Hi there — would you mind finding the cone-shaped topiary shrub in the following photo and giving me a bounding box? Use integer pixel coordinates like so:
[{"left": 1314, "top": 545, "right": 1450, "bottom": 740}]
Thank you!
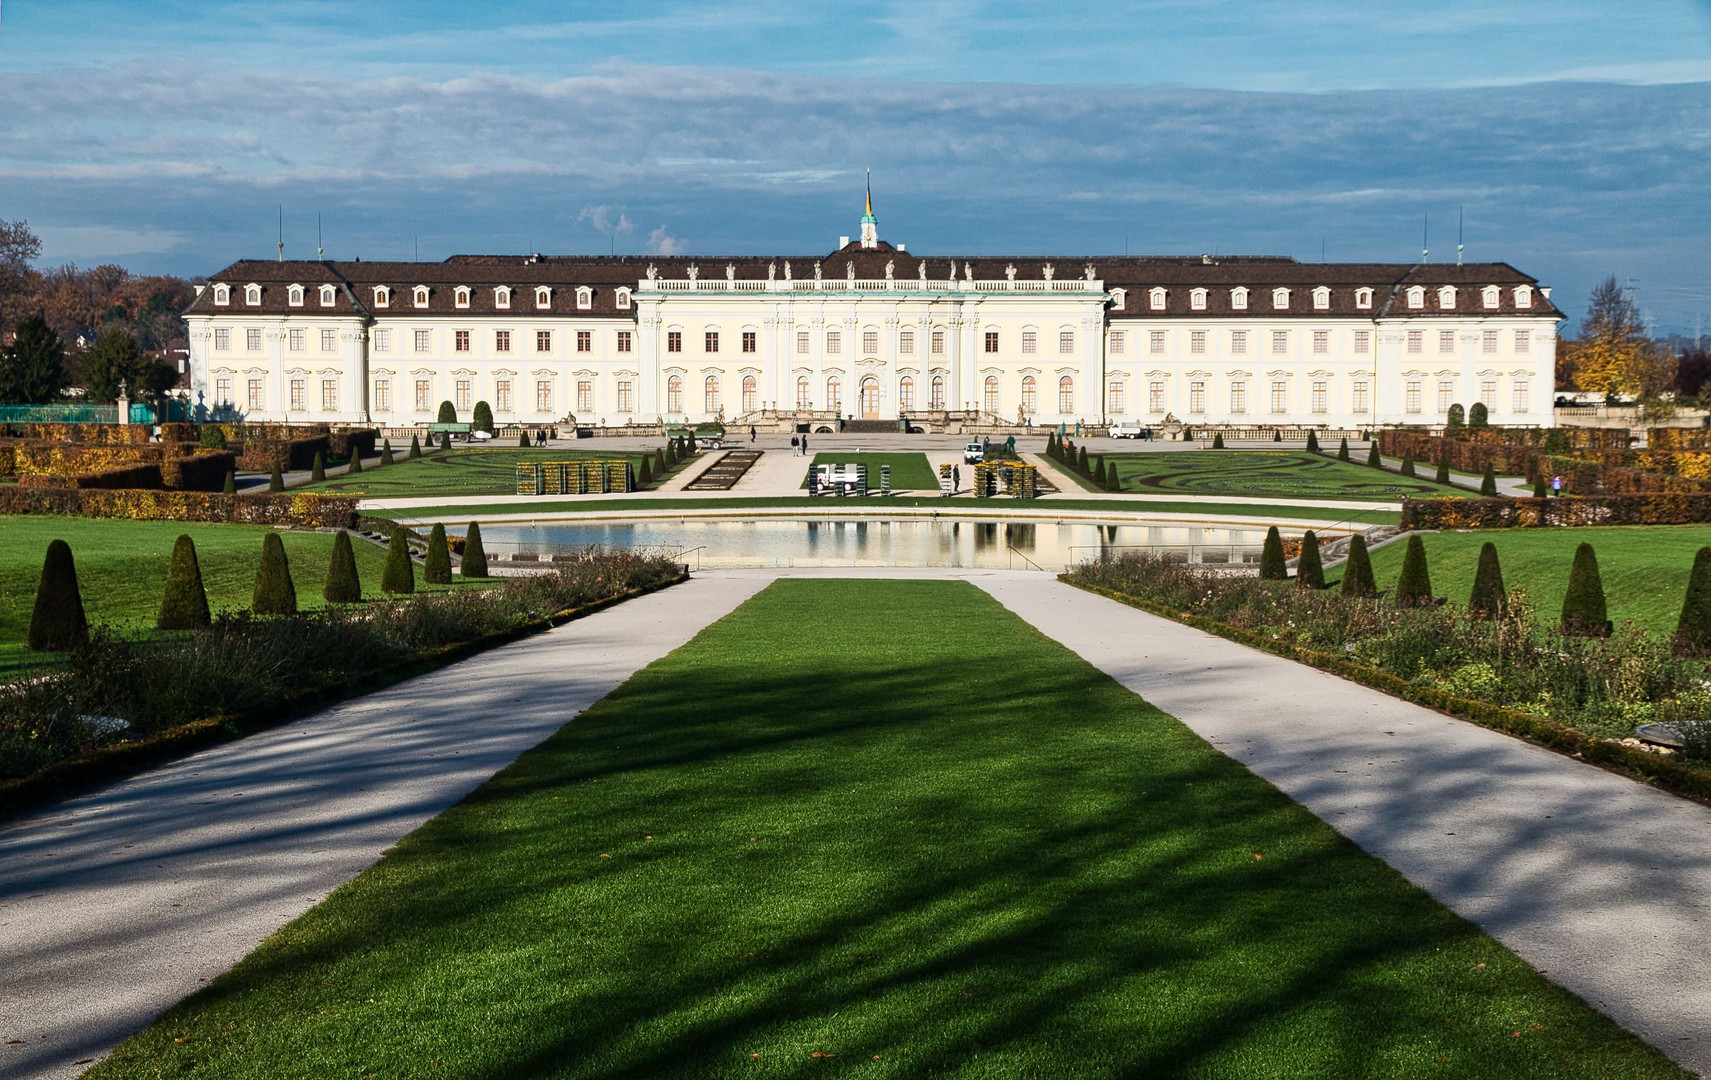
[
  {"left": 1468, "top": 541, "right": 1506, "bottom": 619},
  {"left": 638, "top": 454, "right": 653, "bottom": 487},
  {"left": 440, "top": 431, "right": 451, "bottom": 451},
  {"left": 437, "top": 400, "right": 456, "bottom": 424},
  {"left": 1534, "top": 475, "right": 1549, "bottom": 498},
  {"left": 1273, "top": 428, "right": 1282, "bottom": 442},
  {"left": 1341, "top": 534, "right": 1378, "bottom": 599},
  {"left": 323, "top": 530, "right": 363, "bottom": 603},
  {"left": 663, "top": 440, "right": 677, "bottom": 469},
  {"left": 1259, "top": 526, "right": 1288, "bottom": 580},
  {"left": 1468, "top": 401, "right": 1489, "bottom": 428},
  {"left": 461, "top": 522, "right": 489, "bottom": 578},
  {"left": 655, "top": 449, "right": 669, "bottom": 477},
  {"left": 1077, "top": 445, "right": 1089, "bottom": 474},
  {"left": 1446, "top": 403, "right": 1465, "bottom": 428},
  {"left": 1337, "top": 438, "right": 1350, "bottom": 462},
  {"left": 423, "top": 523, "right": 453, "bottom": 585},
  {"left": 1394, "top": 534, "right": 1434, "bottom": 608},
  {"left": 1106, "top": 459, "right": 1122, "bottom": 491},
  {"left": 1212, "top": 432, "right": 1225, "bottom": 449},
  {"left": 1400, "top": 453, "right": 1416, "bottom": 478},
  {"left": 1366, "top": 443, "right": 1382, "bottom": 468},
  {"left": 268, "top": 460, "right": 284, "bottom": 492},
  {"left": 382, "top": 526, "right": 415, "bottom": 594},
  {"left": 1094, "top": 457, "right": 1108, "bottom": 488},
  {"left": 347, "top": 447, "right": 363, "bottom": 474},
  {"left": 1674, "top": 546, "right": 1711, "bottom": 657},
  {"left": 519, "top": 429, "right": 531, "bottom": 448},
  {"left": 252, "top": 532, "right": 297, "bottom": 615},
  {"left": 409, "top": 434, "right": 422, "bottom": 459},
  {"left": 1181, "top": 426, "right": 1193, "bottom": 442},
  {"left": 1434, "top": 455, "right": 1451, "bottom": 485},
  {"left": 157, "top": 534, "right": 211, "bottom": 630},
  {"left": 1306, "top": 430, "right": 1320, "bottom": 453},
  {"left": 381, "top": 439, "right": 394, "bottom": 466},
  {"left": 28, "top": 539, "right": 89, "bottom": 651},
  {"left": 311, "top": 451, "right": 326, "bottom": 483},
  {"left": 473, "top": 400, "right": 494, "bottom": 433},
  {"left": 222, "top": 469, "right": 236, "bottom": 494},
  {"left": 1480, "top": 462, "right": 1498, "bottom": 496},
  {"left": 1295, "top": 530, "right": 1325, "bottom": 589},
  {"left": 1561, "top": 541, "right": 1610, "bottom": 637}
]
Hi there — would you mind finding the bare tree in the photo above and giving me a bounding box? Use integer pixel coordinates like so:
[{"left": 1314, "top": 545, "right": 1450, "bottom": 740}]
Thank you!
[{"left": 0, "top": 219, "right": 43, "bottom": 332}]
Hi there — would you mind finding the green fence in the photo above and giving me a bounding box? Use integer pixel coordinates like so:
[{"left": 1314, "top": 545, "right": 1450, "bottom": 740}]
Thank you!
[{"left": 0, "top": 402, "right": 185, "bottom": 424}]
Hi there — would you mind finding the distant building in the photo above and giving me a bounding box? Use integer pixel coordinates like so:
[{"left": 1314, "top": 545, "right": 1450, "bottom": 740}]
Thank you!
[{"left": 184, "top": 193, "right": 1561, "bottom": 428}]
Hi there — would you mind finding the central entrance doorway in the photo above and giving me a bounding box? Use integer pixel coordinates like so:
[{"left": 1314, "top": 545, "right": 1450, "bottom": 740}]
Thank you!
[{"left": 860, "top": 376, "right": 881, "bottom": 419}]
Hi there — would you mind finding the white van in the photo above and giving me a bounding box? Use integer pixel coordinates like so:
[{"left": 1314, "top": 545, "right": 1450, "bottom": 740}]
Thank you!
[{"left": 1109, "top": 422, "right": 1146, "bottom": 439}]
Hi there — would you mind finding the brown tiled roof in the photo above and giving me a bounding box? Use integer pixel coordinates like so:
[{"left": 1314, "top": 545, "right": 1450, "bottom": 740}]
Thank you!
[{"left": 188, "top": 254, "right": 1562, "bottom": 321}]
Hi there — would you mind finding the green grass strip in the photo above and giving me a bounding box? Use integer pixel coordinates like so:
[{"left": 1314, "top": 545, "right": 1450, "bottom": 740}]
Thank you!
[
  {"left": 801, "top": 451, "right": 940, "bottom": 490},
  {"left": 89, "top": 580, "right": 1683, "bottom": 1079}
]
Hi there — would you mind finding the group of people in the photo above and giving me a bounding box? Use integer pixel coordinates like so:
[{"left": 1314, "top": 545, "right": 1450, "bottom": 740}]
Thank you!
[{"left": 789, "top": 434, "right": 811, "bottom": 456}]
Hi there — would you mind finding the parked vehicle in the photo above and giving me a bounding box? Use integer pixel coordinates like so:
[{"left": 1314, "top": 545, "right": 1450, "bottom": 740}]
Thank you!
[
  {"left": 963, "top": 442, "right": 984, "bottom": 463},
  {"left": 1109, "top": 422, "right": 1146, "bottom": 439}
]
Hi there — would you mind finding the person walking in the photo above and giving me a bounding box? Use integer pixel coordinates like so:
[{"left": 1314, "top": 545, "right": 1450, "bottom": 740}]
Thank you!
[
  {"left": 952, "top": 464, "right": 961, "bottom": 493},
  {"left": 750, "top": 425, "right": 757, "bottom": 443}
]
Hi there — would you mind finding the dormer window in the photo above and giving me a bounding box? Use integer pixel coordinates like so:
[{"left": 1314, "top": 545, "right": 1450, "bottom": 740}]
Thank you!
[
  {"left": 535, "top": 286, "right": 552, "bottom": 310},
  {"left": 1230, "top": 287, "right": 1249, "bottom": 310},
  {"left": 413, "top": 286, "right": 430, "bottom": 308},
  {"left": 1272, "top": 288, "right": 1290, "bottom": 310},
  {"left": 495, "top": 286, "right": 512, "bottom": 309},
  {"left": 1438, "top": 286, "right": 1456, "bottom": 310},
  {"left": 616, "top": 287, "right": 631, "bottom": 311},
  {"left": 288, "top": 284, "right": 304, "bottom": 307},
  {"left": 575, "top": 286, "right": 592, "bottom": 310},
  {"left": 1312, "top": 286, "right": 1330, "bottom": 310},
  {"left": 1190, "top": 288, "right": 1207, "bottom": 310},
  {"left": 319, "top": 285, "right": 337, "bottom": 307},
  {"left": 212, "top": 284, "right": 230, "bottom": 306},
  {"left": 1149, "top": 287, "right": 1167, "bottom": 311},
  {"left": 1355, "top": 287, "right": 1373, "bottom": 309},
  {"left": 372, "top": 286, "right": 391, "bottom": 308},
  {"left": 244, "top": 284, "right": 262, "bottom": 306},
  {"left": 1407, "top": 286, "right": 1425, "bottom": 309},
  {"left": 1109, "top": 288, "right": 1126, "bottom": 310},
  {"left": 454, "top": 286, "right": 470, "bottom": 309},
  {"left": 1515, "top": 285, "right": 1533, "bottom": 309},
  {"left": 1482, "top": 285, "right": 1501, "bottom": 309}
]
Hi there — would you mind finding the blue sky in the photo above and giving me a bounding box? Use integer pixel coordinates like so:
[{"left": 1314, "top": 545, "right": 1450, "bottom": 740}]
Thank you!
[{"left": 2, "top": 1, "right": 1709, "bottom": 331}]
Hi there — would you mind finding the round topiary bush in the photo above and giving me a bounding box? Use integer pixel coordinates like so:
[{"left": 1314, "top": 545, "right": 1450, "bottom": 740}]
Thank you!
[
  {"left": 382, "top": 526, "right": 415, "bottom": 594},
  {"left": 473, "top": 400, "right": 495, "bottom": 434},
  {"left": 1394, "top": 534, "right": 1434, "bottom": 608},
  {"left": 1468, "top": 401, "right": 1489, "bottom": 428},
  {"left": 437, "top": 400, "right": 456, "bottom": 424},
  {"left": 157, "top": 534, "right": 212, "bottom": 630},
  {"left": 1561, "top": 541, "right": 1611, "bottom": 637},
  {"left": 252, "top": 532, "right": 298, "bottom": 615},
  {"left": 1674, "top": 546, "right": 1711, "bottom": 657},
  {"left": 1468, "top": 541, "right": 1506, "bottom": 619},
  {"left": 1446, "top": 403, "right": 1465, "bottom": 428},
  {"left": 311, "top": 451, "right": 326, "bottom": 483},
  {"left": 1340, "top": 534, "right": 1378, "bottom": 599},
  {"left": 423, "top": 523, "right": 453, "bottom": 585},
  {"left": 323, "top": 530, "right": 363, "bottom": 603},
  {"left": 1259, "top": 526, "right": 1288, "bottom": 581},
  {"left": 461, "top": 522, "right": 489, "bottom": 579},
  {"left": 28, "top": 539, "right": 89, "bottom": 651},
  {"left": 1295, "top": 530, "right": 1325, "bottom": 589}
]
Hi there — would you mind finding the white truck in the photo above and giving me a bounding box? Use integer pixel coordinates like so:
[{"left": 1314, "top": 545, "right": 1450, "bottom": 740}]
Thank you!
[{"left": 1109, "top": 422, "right": 1146, "bottom": 439}]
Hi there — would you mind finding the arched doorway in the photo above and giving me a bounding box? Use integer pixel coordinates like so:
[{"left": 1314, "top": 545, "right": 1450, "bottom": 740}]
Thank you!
[{"left": 860, "top": 376, "right": 881, "bottom": 419}]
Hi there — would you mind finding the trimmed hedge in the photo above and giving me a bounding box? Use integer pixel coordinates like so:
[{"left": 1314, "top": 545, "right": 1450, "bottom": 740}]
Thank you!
[
  {"left": 0, "top": 488, "right": 359, "bottom": 527},
  {"left": 1402, "top": 493, "right": 1711, "bottom": 530},
  {"left": 237, "top": 435, "right": 329, "bottom": 472}
]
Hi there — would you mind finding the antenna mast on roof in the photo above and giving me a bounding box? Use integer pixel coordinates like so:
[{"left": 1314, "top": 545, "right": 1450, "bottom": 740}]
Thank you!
[
  {"left": 1420, "top": 214, "right": 1429, "bottom": 264},
  {"left": 277, "top": 205, "right": 284, "bottom": 262},
  {"left": 1457, "top": 206, "right": 1464, "bottom": 266},
  {"left": 317, "top": 214, "right": 324, "bottom": 260}
]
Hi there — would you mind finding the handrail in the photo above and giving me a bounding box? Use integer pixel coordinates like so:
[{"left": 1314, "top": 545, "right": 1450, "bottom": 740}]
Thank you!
[
  {"left": 667, "top": 545, "right": 707, "bottom": 572},
  {"left": 1007, "top": 546, "right": 1047, "bottom": 573}
]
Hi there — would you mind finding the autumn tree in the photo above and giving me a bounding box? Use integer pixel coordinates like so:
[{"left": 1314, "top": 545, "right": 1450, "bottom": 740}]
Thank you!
[
  {"left": 1562, "top": 276, "right": 1674, "bottom": 400},
  {"left": 0, "top": 218, "right": 42, "bottom": 333}
]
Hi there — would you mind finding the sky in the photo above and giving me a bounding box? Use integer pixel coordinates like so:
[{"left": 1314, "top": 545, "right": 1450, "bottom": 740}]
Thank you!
[{"left": 1, "top": 0, "right": 1709, "bottom": 333}]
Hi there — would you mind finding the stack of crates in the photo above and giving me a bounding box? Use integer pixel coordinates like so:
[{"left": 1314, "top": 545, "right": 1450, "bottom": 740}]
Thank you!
[
  {"left": 1000, "top": 463, "right": 1038, "bottom": 499},
  {"left": 939, "top": 463, "right": 955, "bottom": 497},
  {"left": 972, "top": 462, "right": 1001, "bottom": 498},
  {"left": 515, "top": 463, "right": 541, "bottom": 495},
  {"left": 514, "top": 460, "right": 635, "bottom": 496}
]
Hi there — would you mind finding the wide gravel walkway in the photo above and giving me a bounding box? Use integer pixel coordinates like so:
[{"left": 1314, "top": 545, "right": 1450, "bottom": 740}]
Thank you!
[{"left": 0, "top": 574, "right": 770, "bottom": 1080}]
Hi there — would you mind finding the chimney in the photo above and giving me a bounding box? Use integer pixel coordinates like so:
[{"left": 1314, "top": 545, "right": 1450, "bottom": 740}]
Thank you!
[
  {"left": 1541, "top": 287, "right": 1552, "bottom": 299},
  {"left": 896, "top": 243, "right": 906, "bottom": 252},
  {"left": 839, "top": 236, "right": 850, "bottom": 248}
]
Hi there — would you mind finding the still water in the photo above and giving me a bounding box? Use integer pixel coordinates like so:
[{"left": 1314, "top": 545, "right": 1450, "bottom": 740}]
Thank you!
[{"left": 477, "top": 518, "right": 1271, "bottom": 571}]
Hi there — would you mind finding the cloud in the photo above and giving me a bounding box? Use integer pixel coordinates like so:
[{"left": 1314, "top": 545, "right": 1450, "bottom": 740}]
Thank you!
[
  {"left": 577, "top": 205, "right": 634, "bottom": 236},
  {"left": 646, "top": 225, "right": 685, "bottom": 255},
  {"left": 33, "top": 224, "right": 188, "bottom": 260}
]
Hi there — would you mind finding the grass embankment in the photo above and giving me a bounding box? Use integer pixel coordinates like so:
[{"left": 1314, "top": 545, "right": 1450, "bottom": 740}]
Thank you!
[
  {"left": 1102, "top": 450, "right": 1468, "bottom": 501},
  {"left": 801, "top": 452, "right": 939, "bottom": 491},
  {"left": 90, "top": 580, "right": 1683, "bottom": 1079},
  {"left": 295, "top": 447, "right": 657, "bottom": 498},
  {"left": 1367, "top": 525, "right": 1711, "bottom": 633}
]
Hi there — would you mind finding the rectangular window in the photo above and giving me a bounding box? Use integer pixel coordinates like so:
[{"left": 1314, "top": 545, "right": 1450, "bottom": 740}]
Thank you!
[
  {"left": 575, "top": 330, "right": 591, "bottom": 353},
  {"left": 931, "top": 329, "right": 945, "bottom": 355},
  {"left": 617, "top": 331, "right": 632, "bottom": 353},
  {"left": 373, "top": 379, "right": 390, "bottom": 413},
  {"left": 456, "top": 379, "right": 471, "bottom": 411},
  {"left": 1270, "top": 380, "right": 1287, "bottom": 413},
  {"left": 667, "top": 331, "right": 682, "bottom": 353},
  {"left": 743, "top": 330, "right": 756, "bottom": 354},
  {"left": 1353, "top": 330, "right": 1370, "bottom": 354},
  {"left": 1059, "top": 329, "right": 1075, "bottom": 354},
  {"left": 797, "top": 329, "right": 811, "bottom": 354},
  {"left": 1513, "top": 379, "right": 1530, "bottom": 414},
  {"left": 1021, "top": 330, "right": 1037, "bottom": 354},
  {"left": 246, "top": 328, "right": 262, "bottom": 351},
  {"left": 1108, "top": 382, "right": 1124, "bottom": 414},
  {"left": 536, "top": 330, "right": 551, "bottom": 353},
  {"left": 1483, "top": 329, "right": 1499, "bottom": 354},
  {"left": 984, "top": 330, "right": 998, "bottom": 354},
  {"left": 1516, "top": 330, "right": 1531, "bottom": 353},
  {"left": 1311, "top": 380, "right": 1327, "bottom": 414},
  {"left": 1148, "top": 381, "right": 1165, "bottom": 413},
  {"left": 1109, "top": 331, "right": 1125, "bottom": 355},
  {"left": 1440, "top": 329, "right": 1456, "bottom": 354},
  {"left": 321, "top": 379, "right": 337, "bottom": 412},
  {"left": 289, "top": 379, "right": 304, "bottom": 411},
  {"left": 1150, "top": 330, "right": 1166, "bottom": 355},
  {"left": 827, "top": 330, "right": 841, "bottom": 354},
  {"left": 535, "top": 380, "right": 551, "bottom": 412},
  {"left": 288, "top": 329, "right": 305, "bottom": 352},
  {"left": 1231, "top": 330, "right": 1247, "bottom": 355},
  {"left": 1481, "top": 379, "right": 1497, "bottom": 410},
  {"left": 576, "top": 380, "right": 592, "bottom": 413},
  {"left": 1271, "top": 330, "right": 1288, "bottom": 355},
  {"left": 496, "top": 379, "right": 512, "bottom": 413},
  {"left": 705, "top": 331, "right": 719, "bottom": 353},
  {"left": 899, "top": 329, "right": 914, "bottom": 355},
  {"left": 1313, "top": 330, "right": 1329, "bottom": 355},
  {"left": 1405, "top": 380, "right": 1422, "bottom": 413},
  {"left": 1189, "top": 380, "right": 1205, "bottom": 413},
  {"left": 1230, "top": 381, "right": 1247, "bottom": 414},
  {"left": 214, "top": 328, "right": 231, "bottom": 351},
  {"left": 215, "top": 376, "right": 231, "bottom": 403},
  {"left": 1438, "top": 380, "right": 1454, "bottom": 413},
  {"left": 414, "top": 329, "right": 431, "bottom": 353},
  {"left": 1191, "top": 330, "right": 1206, "bottom": 355},
  {"left": 863, "top": 329, "right": 878, "bottom": 354},
  {"left": 616, "top": 380, "right": 633, "bottom": 412},
  {"left": 320, "top": 328, "right": 337, "bottom": 353},
  {"left": 415, "top": 380, "right": 430, "bottom": 412},
  {"left": 247, "top": 378, "right": 264, "bottom": 411},
  {"left": 373, "top": 329, "right": 390, "bottom": 353},
  {"left": 1407, "top": 330, "right": 1423, "bottom": 354},
  {"left": 1352, "top": 380, "right": 1369, "bottom": 413},
  {"left": 455, "top": 330, "right": 470, "bottom": 353}
]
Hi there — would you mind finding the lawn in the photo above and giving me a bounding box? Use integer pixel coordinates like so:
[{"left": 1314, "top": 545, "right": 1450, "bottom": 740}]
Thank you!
[
  {"left": 802, "top": 451, "right": 940, "bottom": 491},
  {"left": 1097, "top": 451, "right": 1468, "bottom": 502},
  {"left": 295, "top": 447, "right": 659, "bottom": 498},
  {"left": 1367, "top": 525, "right": 1711, "bottom": 633},
  {"left": 0, "top": 517, "right": 464, "bottom": 678},
  {"left": 88, "top": 580, "right": 1683, "bottom": 1079}
]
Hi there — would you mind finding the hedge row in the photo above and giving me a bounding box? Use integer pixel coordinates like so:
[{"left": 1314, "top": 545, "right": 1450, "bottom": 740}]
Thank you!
[
  {"left": 2, "top": 423, "right": 156, "bottom": 445},
  {"left": 235, "top": 435, "right": 330, "bottom": 471},
  {"left": 0, "top": 488, "right": 358, "bottom": 527},
  {"left": 1376, "top": 431, "right": 1540, "bottom": 475},
  {"left": 1647, "top": 428, "right": 1711, "bottom": 451},
  {"left": 1533, "top": 452, "right": 1711, "bottom": 497},
  {"left": 1401, "top": 493, "right": 1711, "bottom": 529}
]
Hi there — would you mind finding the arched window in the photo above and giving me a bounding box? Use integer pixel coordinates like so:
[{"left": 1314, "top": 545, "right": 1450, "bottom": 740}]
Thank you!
[
  {"left": 244, "top": 284, "right": 262, "bottom": 305},
  {"left": 413, "top": 286, "right": 430, "bottom": 308},
  {"left": 666, "top": 375, "right": 682, "bottom": 414},
  {"left": 535, "top": 286, "right": 553, "bottom": 310},
  {"left": 930, "top": 375, "right": 945, "bottom": 409},
  {"left": 372, "top": 286, "right": 390, "bottom": 307},
  {"left": 212, "top": 283, "right": 230, "bottom": 305},
  {"left": 1230, "top": 286, "right": 1248, "bottom": 310},
  {"left": 495, "top": 286, "right": 512, "bottom": 309},
  {"left": 1482, "top": 285, "right": 1501, "bottom": 309},
  {"left": 455, "top": 287, "right": 471, "bottom": 308},
  {"left": 1312, "top": 286, "right": 1330, "bottom": 310},
  {"left": 1514, "top": 285, "right": 1533, "bottom": 309},
  {"left": 1021, "top": 376, "right": 1037, "bottom": 414},
  {"left": 1108, "top": 381, "right": 1125, "bottom": 414},
  {"left": 576, "top": 287, "right": 592, "bottom": 310},
  {"left": 319, "top": 284, "right": 336, "bottom": 307},
  {"left": 1438, "top": 286, "right": 1456, "bottom": 309},
  {"left": 1407, "top": 286, "right": 1425, "bottom": 309},
  {"left": 796, "top": 376, "right": 810, "bottom": 409},
  {"left": 741, "top": 375, "right": 757, "bottom": 412},
  {"left": 616, "top": 288, "right": 631, "bottom": 311},
  {"left": 899, "top": 375, "right": 915, "bottom": 410},
  {"left": 287, "top": 284, "right": 304, "bottom": 307},
  {"left": 983, "top": 376, "right": 999, "bottom": 413},
  {"left": 826, "top": 376, "right": 841, "bottom": 411},
  {"left": 1272, "top": 287, "right": 1290, "bottom": 309},
  {"left": 704, "top": 375, "right": 720, "bottom": 413},
  {"left": 860, "top": 376, "right": 880, "bottom": 417},
  {"left": 1059, "top": 376, "right": 1074, "bottom": 413},
  {"left": 1355, "top": 287, "right": 1373, "bottom": 309},
  {"left": 1149, "top": 287, "right": 1167, "bottom": 310},
  {"left": 1190, "top": 288, "right": 1207, "bottom": 310}
]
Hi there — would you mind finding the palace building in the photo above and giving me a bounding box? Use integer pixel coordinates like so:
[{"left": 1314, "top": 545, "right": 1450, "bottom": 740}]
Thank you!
[{"left": 184, "top": 194, "right": 1562, "bottom": 431}]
